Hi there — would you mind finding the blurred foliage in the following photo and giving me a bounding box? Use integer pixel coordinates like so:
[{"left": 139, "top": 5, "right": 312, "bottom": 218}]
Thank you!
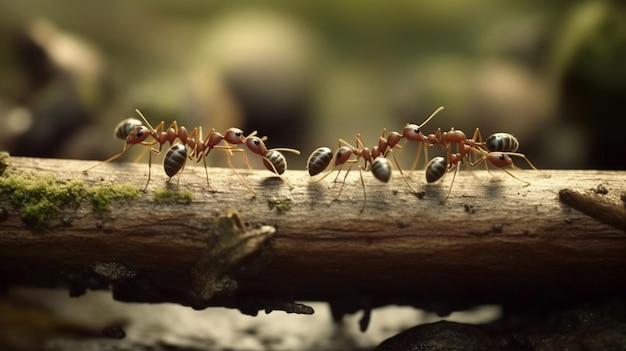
[{"left": 1, "top": 0, "right": 625, "bottom": 169}]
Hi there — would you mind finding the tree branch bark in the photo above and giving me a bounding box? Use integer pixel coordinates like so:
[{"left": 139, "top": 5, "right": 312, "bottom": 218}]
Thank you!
[{"left": 1, "top": 155, "right": 625, "bottom": 315}]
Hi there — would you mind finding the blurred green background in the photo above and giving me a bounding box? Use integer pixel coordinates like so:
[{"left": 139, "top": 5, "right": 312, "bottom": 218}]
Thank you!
[{"left": 1, "top": 0, "right": 625, "bottom": 170}]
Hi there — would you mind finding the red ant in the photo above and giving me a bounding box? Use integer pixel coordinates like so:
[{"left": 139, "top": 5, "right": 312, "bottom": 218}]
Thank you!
[
  {"left": 308, "top": 134, "right": 390, "bottom": 212},
  {"left": 83, "top": 109, "right": 254, "bottom": 193},
  {"left": 473, "top": 131, "right": 541, "bottom": 173},
  {"left": 305, "top": 106, "right": 445, "bottom": 208},
  {"left": 468, "top": 148, "right": 534, "bottom": 185},
  {"left": 223, "top": 129, "right": 301, "bottom": 189},
  {"left": 366, "top": 106, "right": 444, "bottom": 193},
  {"left": 419, "top": 126, "right": 492, "bottom": 203},
  {"left": 426, "top": 129, "right": 543, "bottom": 203}
]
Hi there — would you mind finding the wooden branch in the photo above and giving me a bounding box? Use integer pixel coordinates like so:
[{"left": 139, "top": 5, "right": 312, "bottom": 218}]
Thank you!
[{"left": 1, "top": 155, "right": 625, "bottom": 315}]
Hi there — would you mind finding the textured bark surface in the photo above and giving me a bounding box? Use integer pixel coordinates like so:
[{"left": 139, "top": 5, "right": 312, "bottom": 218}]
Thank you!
[{"left": 1, "top": 156, "right": 625, "bottom": 313}]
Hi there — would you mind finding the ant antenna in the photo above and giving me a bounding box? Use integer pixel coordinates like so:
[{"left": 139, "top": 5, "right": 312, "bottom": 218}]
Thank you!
[{"left": 135, "top": 109, "right": 156, "bottom": 133}]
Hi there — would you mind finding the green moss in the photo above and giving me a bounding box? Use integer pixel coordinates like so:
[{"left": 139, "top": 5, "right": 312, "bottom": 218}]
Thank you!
[
  {"left": 89, "top": 184, "right": 139, "bottom": 215},
  {"left": 0, "top": 170, "right": 138, "bottom": 229},
  {"left": 0, "top": 172, "right": 86, "bottom": 229},
  {"left": 20, "top": 197, "right": 59, "bottom": 228},
  {"left": 153, "top": 188, "right": 193, "bottom": 204}
]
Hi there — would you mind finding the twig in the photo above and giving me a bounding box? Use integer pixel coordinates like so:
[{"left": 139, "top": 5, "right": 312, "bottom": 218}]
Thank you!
[{"left": 1, "top": 156, "right": 625, "bottom": 316}]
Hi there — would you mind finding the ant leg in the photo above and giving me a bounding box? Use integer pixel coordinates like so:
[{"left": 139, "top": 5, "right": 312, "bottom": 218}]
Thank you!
[
  {"left": 468, "top": 128, "right": 484, "bottom": 166},
  {"left": 502, "top": 164, "right": 530, "bottom": 186},
  {"left": 422, "top": 143, "right": 429, "bottom": 170},
  {"left": 468, "top": 152, "right": 500, "bottom": 181},
  {"left": 82, "top": 147, "right": 133, "bottom": 173},
  {"left": 143, "top": 148, "right": 154, "bottom": 191},
  {"left": 262, "top": 154, "right": 294, "bottom": 190},
  {"left": 201, "top": 155, "right": 216, "bottom": 192},
  {"left": 501, "top": 167, "right": 531, "bottom": 186},
  {"left": 332, "top": 165, "right": 344, "bottom": 184},
  {"left": 311, "top": 164, "right": 340, "bottom": 184},
  {"left": 470, "top": 128, "right": 484, "bottom": 146},
  {"left": 338, "top": 138, "right": 359, "bottom": 153},
  {"left": 333, "top": 164, "right": 354, "bottom": 202},
  {"left": 240, "top": 148, "right": 254, "bottom": 170},
  {"left": 505, "top": 152, "right": 541, "bottom": 171},
  {"left": 470, "top": 146, "right": 493, "bottom": 175},
  {"left": 133, "top": 146, "right": 151, "bottom": 163},
  {"left": 357, "top": 166, "right": 367, "bottom": 213},
  {"left": 223, "top": 149, "right": 256, "bottom": 195},
  {"left": 410, "top": 142, "right": 423, "bottom": 170},
  {"left": 441, "top": 163, "right": 459, "bottom": 204},
  {"left": 389, "top": 150, "right": 418, "bottom": 193}
]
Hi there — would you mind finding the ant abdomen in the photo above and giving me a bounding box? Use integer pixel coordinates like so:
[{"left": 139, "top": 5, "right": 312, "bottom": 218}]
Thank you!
[
  {"left": 371, "top": 158, "right": 391, "bottom": 183},
  {"left": 485, "top": 133, "right": 519, "bottom": 153},
  {"left": 262, "top": 150, "right": 287, "bottom": 175},
  {"left": 114, "top": 118, "right": 144, "bottom": 140},
  {"left": 307, "top": 147, "right": 333, "bottom": 176},
  {"left": 425, "top": 156, "right": 447, "bottom": 183},
  {"left": 164, "top": 144, "right": 188, "bottom": 178}
]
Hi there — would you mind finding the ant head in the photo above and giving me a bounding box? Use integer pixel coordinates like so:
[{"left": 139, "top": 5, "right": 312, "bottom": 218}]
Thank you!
[
  {"left": 245, "top": 136, "right": 268, "bottom": 156},
  {"left": 402, "top": 123, "right": 426, "bottom": 142},
  {"left": 402, "top": 106, "right": 444, "bottom": 141},
  {"left": 127, "top": 126, "right": 151, "bottom": 145},
  {"left": 224, "top": 128, "right": 246, "bottom": 145},
  {"left": 487, "top": 152, "right": 513, "bottom": 168}
]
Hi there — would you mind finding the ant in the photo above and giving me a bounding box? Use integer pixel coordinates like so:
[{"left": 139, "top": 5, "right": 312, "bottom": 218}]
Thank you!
[
  {"left": 223, "top": 130, "right": 301, "bottom": 189},
  {"left": 422, "top": 143, "right": 471, "bottom": 204},
  {"left": 305, "top": 106, "right": 445, "bottom": 209},
  {"left": 157, "top": 126, "right": 300, "bottom": 191},
  {"left": 419, "top": 126, "right": 491, "bottom": 202},
  {"left": 84, "top": 109, "right": 251, "bottom": 193},
  {"left": 468, "top": 148, "right": 535, "bottom": 185},
  {"left": 468, "top": 131, "right": 549, "bottom": 183},
  {"left": 426, "top": 130, "right": 543, "bottom": 203},
  {"left": 372, "top": 106, "right": 445, "bottom": 193},
  {"left": 308, "top": 134, "right": 389, "bottom": 212},
  {"left": 475, "top": 131, "right": 542, "bottom": 173}
]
